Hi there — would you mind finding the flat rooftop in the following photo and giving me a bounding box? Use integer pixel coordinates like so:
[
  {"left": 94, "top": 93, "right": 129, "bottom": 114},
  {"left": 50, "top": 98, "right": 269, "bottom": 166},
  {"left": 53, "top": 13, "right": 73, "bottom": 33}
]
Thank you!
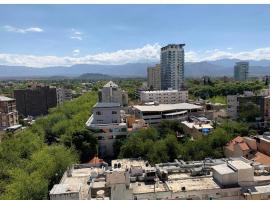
[
  {"left": 50, "top": 184, "right": 81, "bottom": 195},
  {"left": 133, "top": 103, "right": 202, "bottom": 112},
  {"left": 181, "top": 121, "right": 213, "bottom": 130},
  {"left": 112, "top": 159, "right": 149, "bottom": 170},
  {"left": 228, "top": 160, "right": 252, "bottom": 170},
  {"left": 130, "top": 181, "right": 168, "bottom": 194},
  {"left": 166, "top": 177, "right": 220, "bottom": 192},
  {"left": 94, "top": 102, "right": 120, "bottom": 108},
  {"left": 0, "top": 96, "right": 14, "bottom": 101},
  {"left": 212, "top": 164, "right": 235, "bottom": 175},
  {"left": 140, "top": 90, "right": 187, "bottom": 94}
]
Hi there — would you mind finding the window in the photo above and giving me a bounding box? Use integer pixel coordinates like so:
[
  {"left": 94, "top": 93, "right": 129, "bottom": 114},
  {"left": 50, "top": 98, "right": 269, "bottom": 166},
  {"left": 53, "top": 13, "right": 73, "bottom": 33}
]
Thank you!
[
  {"left": 96, "top": 111, "right": 102, "bottom": 115},
  {"left": 112, "top": 111, "right": 117, "bottom": 114}
]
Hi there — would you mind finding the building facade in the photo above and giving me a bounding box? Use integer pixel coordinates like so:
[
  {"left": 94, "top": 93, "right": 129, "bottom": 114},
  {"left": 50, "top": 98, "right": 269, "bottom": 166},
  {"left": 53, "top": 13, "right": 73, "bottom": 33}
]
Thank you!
[
  {"left": 0, "top": 96, "right": 19, "bottom": 129},
  {"left": 227, "top": 93, "right": 265, "bottom": 120},
  {"left": 140, "top": 90, "right": 188, "bottom": 104},
  {"left": 14, "top": 86, "right": 59, "bottom": 117},
  {"left": 99, "top": 81, "right": 128, "bottom": 106},
  {"left": 147, "top": 64, "right": 161, "bottom": 90},
  {"left": 160, "top": 44, "right": 185, "bottom": 90},
  {"left": 133, "top": 103, "right": 202, "bottom": 125},
  {"left": 234, "top": 61, "right": 249, "bottom": 81},
  {"left": 86, "top": 102, "right": 128, "bottom": 157}
]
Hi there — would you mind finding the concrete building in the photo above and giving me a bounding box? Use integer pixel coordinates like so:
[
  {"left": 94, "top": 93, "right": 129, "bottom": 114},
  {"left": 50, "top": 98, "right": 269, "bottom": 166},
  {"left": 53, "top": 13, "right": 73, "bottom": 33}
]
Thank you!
[
  {"left": 224, "top": 134, "right": 270, "bottom": 171},
  {"left": 85, "top": 102, "right": 128, "bottom": 157},
  {"left": 0, "top": 96, "right": 19, "bottom": 130},
  {"left": 181, "top": 116, "right": 213, "bottom": 138},
  {"left": 160, "top": 44, "right": 185, "bottom": 90},
  {"left": 99, "top": 81, "right": 128, "bottom": 106},
  {"left": 14, "top": 86, "right": 62, "bottom": 117},
  {"left": 147, "top": 64, "right": 161, "bottom": 90},
  {"left": 234, "top": 61, "right": 249, "bottom": 81},
  {"left": 133, "top": 103, "right": 202, "bottom": 125},
  {"left": 50, "top": 157, "right": 270, "bottom": 200},
  {"left": 140, "top": 89, "right": 188, "bottom": 104},
  {"left": 227, "top": 93, "right": 265, "bottom": 120},
  {"left": 56, "top": 88, "right": 73, "bottom": 105}
]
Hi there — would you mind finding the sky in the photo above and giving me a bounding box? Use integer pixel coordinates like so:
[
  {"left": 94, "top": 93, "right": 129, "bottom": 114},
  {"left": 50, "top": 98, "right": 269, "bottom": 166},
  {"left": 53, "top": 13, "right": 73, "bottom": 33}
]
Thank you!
[{"left": 0, "top": 5, "right": 270, "bottom": 67}]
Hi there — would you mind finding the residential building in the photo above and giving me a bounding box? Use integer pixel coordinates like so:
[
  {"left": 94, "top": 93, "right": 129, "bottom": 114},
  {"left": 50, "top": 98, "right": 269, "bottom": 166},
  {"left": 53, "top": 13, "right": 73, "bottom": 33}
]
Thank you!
[
  {"left": 14, "top": 86, "right": 62, "bottom": 117},
  {"left": 140, "top": 89, "right": 188, "bottom": 104},
  {"left": 0, "top": 96, "right": 19, "bottom": 130},
  {"left": 99, "top": 81, "right": 128, "bottom": 106},
  {"left": 160, "top": 44, "right": 185, "bottom": 90},
  {"left": 234, "top": 61, "right": 249, "bottom": 81},
  {"left": 224, "top": 136, "right": 252, "bottom": 158},
  {"left": 181, "top": 116, "right": 213, "bottom": 138},
  {"left": 224, "top": 134, "right": 270, "bottom": 171},
  {"left": 227, "top": 93, "right": 265, "bottom": 120},
  {"left": 147, "top": 64, "right": 161, "bottom": 90},
  {"left": 85, "top": 102, "right": 128, "bottom": 157},
  {"left": 133, "top": 103, "right": 202, "bottom": 125},
  {"left": 50, "top": 157, "right": 270, "bottom": 200},
  {"left": 56, "top": 88, "right": 73, "bottom": 105}
]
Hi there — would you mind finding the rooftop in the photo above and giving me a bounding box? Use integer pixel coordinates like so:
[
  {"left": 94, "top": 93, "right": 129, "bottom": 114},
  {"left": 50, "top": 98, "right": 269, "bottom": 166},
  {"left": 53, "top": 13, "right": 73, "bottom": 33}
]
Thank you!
[
  {"left": 103, "top": 81, "right": 119, "bottom": 88},
  {"left": 50, "top": 184, "right": 81, "bottom": 195},
  {"left": 225, "top": 136, "right": 250, "bottom": 152},
  {"left": 166, "top": 177, "right": 220, "bottom": 192},
  {"left": 112, "top": 159, "right": 149, "bottom": 170},
  {"left": 94, "top": 102, "right": 120, "bottom": 108},
  {"left": 0, "top": 96, "right": 15, "bottom": 101},
  {"left": 130, "top": 181, "right": 167, "bottom": 194},
  {"left": 212, "top": 164, "right": 235, "bottom": 175},
  {"left": 181, "top": 121, "right": 213, "bottom": 130},
  {"left": 133, "top": 103, "right": 202, "bottom": 112},
  {"left": 140, "top": 90, "right": 187, "bottom": 94},
  {"left": 228, "top": 160, "right": 253, "bottom": 170}
]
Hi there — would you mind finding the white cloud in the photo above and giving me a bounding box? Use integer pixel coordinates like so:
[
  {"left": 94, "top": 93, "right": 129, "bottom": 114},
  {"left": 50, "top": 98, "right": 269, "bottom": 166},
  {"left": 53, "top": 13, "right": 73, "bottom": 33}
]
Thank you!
[
  {"left": 1, "top": 44, "right": 270, "bottom": 68},
  {"left": 3, "top": 25, "right": 44, "bottom": 33},
  {"left": 70, "top": 36, "right": 82, "bottom": 40},
  {"left": 72, "top": 49, "right": 80, "bottom": 56},
  {"left": 70, "top": 29, "right": 83, "bottom": 40}
]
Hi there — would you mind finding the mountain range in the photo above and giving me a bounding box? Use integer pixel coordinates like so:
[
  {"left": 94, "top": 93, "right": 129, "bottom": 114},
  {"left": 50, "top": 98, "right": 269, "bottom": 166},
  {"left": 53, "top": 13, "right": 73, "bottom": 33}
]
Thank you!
[{"left": 1, "top": 59, "right": 270, "bottom": 79}]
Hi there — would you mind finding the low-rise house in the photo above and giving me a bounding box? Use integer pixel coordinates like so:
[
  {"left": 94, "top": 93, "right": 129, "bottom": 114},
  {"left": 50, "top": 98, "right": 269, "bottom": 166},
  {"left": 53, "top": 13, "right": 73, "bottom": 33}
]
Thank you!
[
  {"left": 224, "top": 136, "right": 251, "bottom": 158},
  {"left": 224, "top": 134, "right": 270, "bottom": 171}
]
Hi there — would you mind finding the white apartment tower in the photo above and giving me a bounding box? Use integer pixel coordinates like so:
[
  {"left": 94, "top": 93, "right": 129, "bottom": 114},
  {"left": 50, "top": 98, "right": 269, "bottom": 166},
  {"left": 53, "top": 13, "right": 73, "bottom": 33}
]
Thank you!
[
  {"left": 161, "top": 44, "right": 185, "bottom": 90},
  {"left": 147, "top": 64, "right": 161, "bottom": 90}
]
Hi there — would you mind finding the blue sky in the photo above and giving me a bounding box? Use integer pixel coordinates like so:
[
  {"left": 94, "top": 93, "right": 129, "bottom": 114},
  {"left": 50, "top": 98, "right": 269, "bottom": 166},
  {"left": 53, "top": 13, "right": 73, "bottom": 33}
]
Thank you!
[{"left": 0, "top": 5, "right": 270, "bottom": 67}]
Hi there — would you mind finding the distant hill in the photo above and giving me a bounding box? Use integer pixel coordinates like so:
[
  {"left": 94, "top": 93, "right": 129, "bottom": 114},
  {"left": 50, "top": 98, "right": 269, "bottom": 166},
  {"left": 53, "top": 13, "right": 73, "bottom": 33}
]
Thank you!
[
  {"left": 77, "top": 73, "right": 113, "bottom": 80},
  {"left": 1, "top": 59, "right": 270, "bottom": 78}
]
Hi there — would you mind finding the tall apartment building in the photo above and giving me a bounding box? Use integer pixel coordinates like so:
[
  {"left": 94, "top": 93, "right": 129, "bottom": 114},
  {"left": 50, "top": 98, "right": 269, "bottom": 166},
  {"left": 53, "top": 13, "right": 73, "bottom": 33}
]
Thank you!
[
  {"left": 140, "top": 89, "right": 188, "bottom": 104},
  {"left": 98, "top": 81, "right": 128, "bottom": 106},
  {"left": 14, "top": 86, "right": 61, "bottom": 117},
  {"left": 147, "top": 64, "right": 161, "bottom": 90},
  {"left": 160, "top": 44, "right": 185, "bottom": 90},
  {"left": 234, "top": 61, "right": 249, "bottom": 81},
  {"left": 0, "top": 96, "right": 19, "bottom": 129}
]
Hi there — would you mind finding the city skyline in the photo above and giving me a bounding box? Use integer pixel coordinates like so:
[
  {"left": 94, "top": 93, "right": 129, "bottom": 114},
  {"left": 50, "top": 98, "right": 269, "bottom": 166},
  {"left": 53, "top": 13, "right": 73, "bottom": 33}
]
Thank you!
[{"left": 1, "top": 5, "right": 270, "bottom": 67}]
